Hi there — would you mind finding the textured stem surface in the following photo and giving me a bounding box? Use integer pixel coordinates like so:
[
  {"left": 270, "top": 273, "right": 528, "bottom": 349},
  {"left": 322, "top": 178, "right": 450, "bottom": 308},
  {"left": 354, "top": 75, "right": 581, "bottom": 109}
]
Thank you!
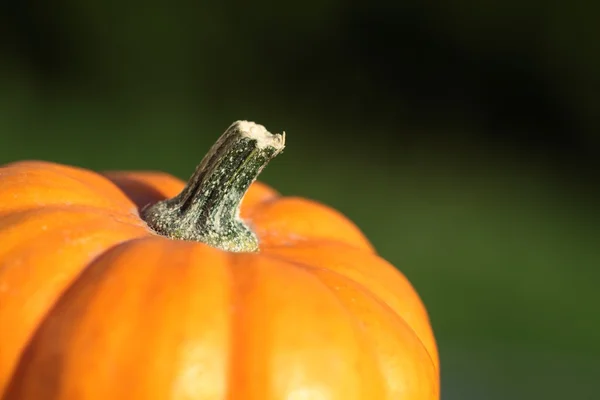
[{"left": 141, "top": 120, "right": 285, "bottom": 252}]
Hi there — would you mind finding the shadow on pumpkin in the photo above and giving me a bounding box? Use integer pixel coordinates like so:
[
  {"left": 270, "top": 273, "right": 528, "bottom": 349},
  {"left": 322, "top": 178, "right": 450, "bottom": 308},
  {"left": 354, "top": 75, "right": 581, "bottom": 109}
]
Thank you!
[{"left": 103, "top": 171, "right": 186, "bottom": 213}]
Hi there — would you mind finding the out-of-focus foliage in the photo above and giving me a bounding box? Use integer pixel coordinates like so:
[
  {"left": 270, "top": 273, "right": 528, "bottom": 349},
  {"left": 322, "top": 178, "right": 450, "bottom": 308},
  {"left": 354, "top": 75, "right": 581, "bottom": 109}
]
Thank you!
[{"left": 1, "top": 2, "right": 598, "bottom": 399}]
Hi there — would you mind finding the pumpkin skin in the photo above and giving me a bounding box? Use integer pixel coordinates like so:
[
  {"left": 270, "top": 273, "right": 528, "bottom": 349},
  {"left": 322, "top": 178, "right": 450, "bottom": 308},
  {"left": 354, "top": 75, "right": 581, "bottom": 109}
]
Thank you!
[{"left": 0, "top": 128, "right": 439, "bottom": 399}]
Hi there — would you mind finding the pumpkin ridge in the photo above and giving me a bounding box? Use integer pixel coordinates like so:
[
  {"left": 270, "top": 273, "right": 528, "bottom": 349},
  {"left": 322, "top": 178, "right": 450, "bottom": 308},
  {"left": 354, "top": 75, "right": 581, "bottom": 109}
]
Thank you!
[
  {"left": 271, "top": 255, "right": 438, "bottom": 397},
  {"left": 260, "top": 252, "right": 438, "bottom": 373},
  {"left": 262, "top": 239, "right": 439, "bottom": 367},
  {"left": 1, "top": 236, "right": 165, "bottom": 399},
  {"left": 223, "top": 253, "right": 391, "bottom": 399},
  {"left": 0, "top": 211, "right": 147, "bottom": 273},
  {"left": 2, "top": 161, "right": 136, "bottom": 210},
  {"left": 330, "top": 269, "right": 438, "bottom": 398},
  {"left": 225, "top": 254, "right": 263, "bottom": 400},
  {"left": 0, "top": 218, "right": 148, "bottom": 394},
  {"left": 276, "top": 255, "right": 391, "bottom": 396},
  {"left": 0, "top": 169, "right": 135, "bottom": 216},
  {"left": 249, "top": 197, "right": 375, "bottom": 252},
  {"left": 260, "top": 252, "right": 406, "bottom": 323},
  {"left": 0, "top": 205, "right": 143, "bottom": 227},
  {"left": 0, "top": 206, "right": 147, "bottom": 272}
]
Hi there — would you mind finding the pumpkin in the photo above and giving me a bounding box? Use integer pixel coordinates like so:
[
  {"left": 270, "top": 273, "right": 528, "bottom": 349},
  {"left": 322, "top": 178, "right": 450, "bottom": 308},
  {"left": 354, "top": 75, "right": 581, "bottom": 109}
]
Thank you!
[{"left": 0, "top": 121, "right": 439, "bottom": 399}]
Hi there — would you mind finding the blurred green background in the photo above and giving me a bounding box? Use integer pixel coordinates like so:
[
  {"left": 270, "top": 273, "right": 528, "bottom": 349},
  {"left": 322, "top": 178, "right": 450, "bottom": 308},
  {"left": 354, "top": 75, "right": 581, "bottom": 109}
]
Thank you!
[{"left": 1, "top": 1, "right": 599, "bottom": 399}]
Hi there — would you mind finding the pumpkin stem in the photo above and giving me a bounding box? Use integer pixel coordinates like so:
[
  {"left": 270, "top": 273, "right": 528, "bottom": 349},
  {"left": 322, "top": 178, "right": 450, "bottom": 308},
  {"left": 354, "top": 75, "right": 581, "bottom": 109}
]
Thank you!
[{"left": 141, "top": 121, "right": 285, "bottom": 252}]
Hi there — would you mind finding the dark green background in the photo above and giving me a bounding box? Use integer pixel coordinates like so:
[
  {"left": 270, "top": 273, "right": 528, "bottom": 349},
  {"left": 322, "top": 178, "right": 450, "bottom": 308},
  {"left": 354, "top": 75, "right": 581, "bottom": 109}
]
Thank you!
[{"left": 2, "top": 2, "right": 599, "bottom": 399}]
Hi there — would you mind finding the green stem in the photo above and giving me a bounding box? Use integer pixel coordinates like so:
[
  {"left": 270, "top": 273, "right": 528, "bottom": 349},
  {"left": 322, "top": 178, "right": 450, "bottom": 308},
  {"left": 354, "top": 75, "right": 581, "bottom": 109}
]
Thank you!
[{"left": 141, "top": 120, "right": 285, "bottom": 252}]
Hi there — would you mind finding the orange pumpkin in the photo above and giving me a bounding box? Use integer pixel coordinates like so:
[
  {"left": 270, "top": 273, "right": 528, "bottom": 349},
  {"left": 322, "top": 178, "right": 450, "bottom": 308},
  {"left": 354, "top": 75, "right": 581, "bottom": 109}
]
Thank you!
[{"left": 0, "top": 121, "right": 439, "bottom": 399}]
